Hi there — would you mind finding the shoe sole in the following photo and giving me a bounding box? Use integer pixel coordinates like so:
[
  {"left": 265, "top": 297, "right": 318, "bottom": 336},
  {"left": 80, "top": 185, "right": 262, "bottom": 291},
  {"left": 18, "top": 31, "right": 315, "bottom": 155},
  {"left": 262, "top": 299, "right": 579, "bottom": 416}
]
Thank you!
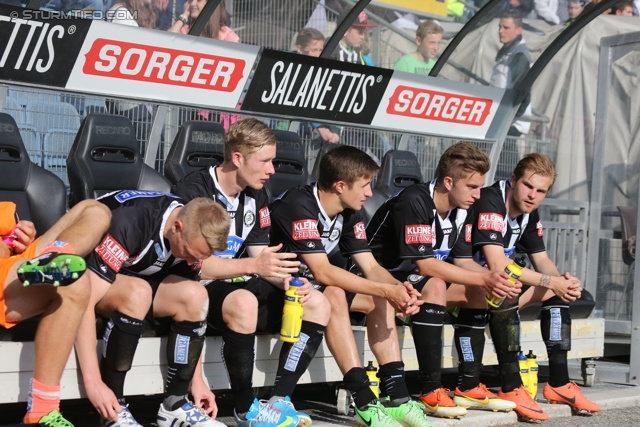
[
  {"left": 18, "top": 255, "right": 86, "bottom": 287},
  {"left": 419, "top": 405, "right": 467, "bottom": 419},
  {"left": 453, "top": 397, "right": 516, "bottom": 412},
  {"left": 545, "top": 398, "right": 600, "bottom": 413}
]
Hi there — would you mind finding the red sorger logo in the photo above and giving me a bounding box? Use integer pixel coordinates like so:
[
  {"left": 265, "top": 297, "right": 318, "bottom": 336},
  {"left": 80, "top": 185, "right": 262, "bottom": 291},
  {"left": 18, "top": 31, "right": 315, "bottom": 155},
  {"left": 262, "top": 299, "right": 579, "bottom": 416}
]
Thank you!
[
  {"left": 536, "top": 220, "right": 543, "bottom": 236},
  {"left": 292, "top": 219, "right": 320, "bottom": 240},
  {"left": 83, "top": 39, "right": 246, "bottom": 92},
  {"left": 386, "top": 85, "right": 493, "bottom": 126},
  {"left": 465, "top": 224, "right": 472, "bottom": 242},
  {"left": 353, "top": 222, "right": 366, "bottom": 240},
  {"left": 405, "top": 224, "right": 432, "bottom": 244},
  {"left": 259, "top": 207, "right": 270, "bottom": 228},
  {"left": 478, "top": 213, "right": 504, "bottom": 232},
  {"left": 95, "top": 234, "right": 129, "bottom": 272}
]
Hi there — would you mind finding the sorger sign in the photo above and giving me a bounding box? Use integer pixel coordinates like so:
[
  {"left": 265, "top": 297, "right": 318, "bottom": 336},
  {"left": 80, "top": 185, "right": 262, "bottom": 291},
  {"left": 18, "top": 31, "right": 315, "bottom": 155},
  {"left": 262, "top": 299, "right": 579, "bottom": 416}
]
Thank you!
[
  {"left": 66, "top": 21, "right": 259, "bottom": 109},
  {"left": 372, "top": 72, "right": 504, "bottom": 140},
  {"left": 83, "top": 38, "right": 244, "bottom": 92},
  {"left": 387, "top": 86, "right": 492, "bottom": 126}
]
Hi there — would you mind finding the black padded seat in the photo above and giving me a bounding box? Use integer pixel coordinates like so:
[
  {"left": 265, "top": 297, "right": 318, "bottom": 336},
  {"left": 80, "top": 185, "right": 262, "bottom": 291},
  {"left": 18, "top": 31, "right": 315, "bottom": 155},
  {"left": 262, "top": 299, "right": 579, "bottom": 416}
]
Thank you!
[
  {"left": 269, "top": 130, "right": 311, "bottom": 199},
  {"left": 376, "top": 150, "right": 423, "bottom": 198},
  {"left": 66, "top": 113, "right": 172, "bottom": 206},
  {"left": 0, "top": 113, "right": 66, "bottom": 233},
  {"left": 164, "top": 120, "right": 225, "bottom": 185},
  {"left": 311, "top": 142, "right": 341, "bottom": 180}
]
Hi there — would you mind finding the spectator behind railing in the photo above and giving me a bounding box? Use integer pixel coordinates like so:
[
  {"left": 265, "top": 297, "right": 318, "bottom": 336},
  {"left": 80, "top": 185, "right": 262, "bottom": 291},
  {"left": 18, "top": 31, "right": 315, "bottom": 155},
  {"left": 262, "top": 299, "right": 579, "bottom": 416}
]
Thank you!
[
  {"left": 168, "top": 0, "right": 240, "bottom": 128},
  {"left": 294, "top": 27, "right": 340, "bottom": 147},
  {"left": 393, "top": 19, "right": 443, "bottom": 76},
  {"left": 611, "top": 0, "right": 634, "bottom": 15},
  {"left": 167, "top": 0, "right": 239, "bottom": 41},
  {"left": 565, "top": 0, "right": 586, "bottom": 25}
]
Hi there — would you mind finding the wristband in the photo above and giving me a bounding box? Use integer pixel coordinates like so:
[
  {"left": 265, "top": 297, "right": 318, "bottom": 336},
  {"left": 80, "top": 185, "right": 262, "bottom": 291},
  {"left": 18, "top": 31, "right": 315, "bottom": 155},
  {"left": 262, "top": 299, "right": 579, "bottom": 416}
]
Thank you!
[{"left": 178, "top": 14, "right": 188, "bottom": 24}]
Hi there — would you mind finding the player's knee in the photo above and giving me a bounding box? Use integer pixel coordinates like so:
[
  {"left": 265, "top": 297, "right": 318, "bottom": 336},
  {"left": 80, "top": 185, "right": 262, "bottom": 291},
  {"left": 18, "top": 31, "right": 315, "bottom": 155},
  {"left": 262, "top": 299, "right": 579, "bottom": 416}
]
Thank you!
[
  {"left": 304, "top": 289, "right": 331, "bottom": 325},
  {"left": 122, "top": 280, "right": 153, "bottom": 317},
  {"left": 58, "top": 273, "right": 91, "bottom": 307},
  {"left": 468, "top": 284, "right": 486, "bottom": 301},
  {"left": 181, "top": 282, "right": 210, "bottom": 320},
  {"left": 421, "top": 277, "right": 447, "bottom": 303},
  {"left": 324, "top": 285, "right": 347, "bottom": 308},
  {"left": 222, "top": 289, "right": 258, "bottom": 329}
]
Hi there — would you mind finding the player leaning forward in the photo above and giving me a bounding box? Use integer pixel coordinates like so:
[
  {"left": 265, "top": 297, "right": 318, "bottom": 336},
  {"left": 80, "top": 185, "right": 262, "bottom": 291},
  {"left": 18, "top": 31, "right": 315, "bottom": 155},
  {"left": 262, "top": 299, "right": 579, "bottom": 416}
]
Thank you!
[
  {"left": 269, "top": 145, "right": 433, "bottom": 427},
  {"left": 455, "top": 153, "right": 600, "bottom": 420}
]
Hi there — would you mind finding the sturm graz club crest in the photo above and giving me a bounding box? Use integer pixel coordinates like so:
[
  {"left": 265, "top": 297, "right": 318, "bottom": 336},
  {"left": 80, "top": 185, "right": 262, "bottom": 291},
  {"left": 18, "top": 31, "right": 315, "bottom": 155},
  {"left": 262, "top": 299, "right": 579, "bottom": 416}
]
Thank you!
[
  {"left": 244, "top": 211, "right": 255, "bottom": 227},
  {"left": 407, "top": 274, "right": 424, "bottom": 284}
]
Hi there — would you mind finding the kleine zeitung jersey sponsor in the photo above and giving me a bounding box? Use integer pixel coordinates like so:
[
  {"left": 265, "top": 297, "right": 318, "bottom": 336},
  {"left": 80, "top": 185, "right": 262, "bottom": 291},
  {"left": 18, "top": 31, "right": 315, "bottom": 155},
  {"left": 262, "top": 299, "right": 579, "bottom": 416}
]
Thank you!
[
  {"left": 292, "top": 219, "right": 321, "bottom": 241},
  {"left": 405, "top": 224, "right": 432, "bottom": 244},
  {"left": 259, "top": 207, "right": 271, "bottom": 228},
  {"left": 478, "top": 213, "right": 504, "bottom": 232},
  {"left": 95, "top": 234, "right": 129, "bottom": 271},
  {"left": 353, "top": 222, "right": 366, "bottom": 240}
]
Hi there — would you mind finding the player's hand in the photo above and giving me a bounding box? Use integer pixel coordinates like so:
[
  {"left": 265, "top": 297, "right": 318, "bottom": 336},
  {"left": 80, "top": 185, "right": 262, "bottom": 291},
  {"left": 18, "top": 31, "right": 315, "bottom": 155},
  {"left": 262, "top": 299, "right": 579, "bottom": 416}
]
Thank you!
[
  {"left": 484, "top": 270, "right": 522, "bottom": 299},
  {"left": 558, "top": 272, "right": 582, "bottom": 302},
  {"left": 10, "top": 220, "right": 36, "bottom": 254},
  {"left": 551, "top": 274, "right": 582, "bottom": 303},
  {"left": 190, "top": 378, "right": 218, "bottom": 417},
  {"left": 386, "top": 284, "right": 420, "bottom": 316},
  {"left": 85, "top": 379, "right": 122, "bottom": 421},
  {"left": 284, "top": 276, "right": 312, "bottom": 305},
  {"left": 253, "top": 244, "right": 300, "bottom": 278}
]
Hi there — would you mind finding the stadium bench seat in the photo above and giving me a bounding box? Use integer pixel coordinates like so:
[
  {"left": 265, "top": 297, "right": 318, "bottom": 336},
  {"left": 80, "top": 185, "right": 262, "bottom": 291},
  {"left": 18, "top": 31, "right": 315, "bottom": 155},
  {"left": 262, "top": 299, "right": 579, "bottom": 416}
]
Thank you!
[
  {"left": 164, "top": 120, "right": 225, "bottom": 185},
  {"left": 66, "top": 113, "right": 172, "bottom": 207}
]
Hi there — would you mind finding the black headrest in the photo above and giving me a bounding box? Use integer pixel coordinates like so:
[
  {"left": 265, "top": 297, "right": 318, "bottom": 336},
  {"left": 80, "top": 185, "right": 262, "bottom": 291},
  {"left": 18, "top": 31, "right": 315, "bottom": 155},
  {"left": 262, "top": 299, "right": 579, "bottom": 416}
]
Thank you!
[
  {"left": 67, "top": 113, "right": 171, "bottom": 206},
  {"left": 165, "top": 120, "right": 225, "bottom": 184},
  {"left": 375, "top": 150, "right": 423, "bottom": 197},
  {"left": 0, "top": 113, "right": 66, "bottom": 232},
  {"left": 311, "top": 142, "right": 342, "bottom": 180},
  {"left": 269, "top": 130, "right": 310, "bottom": 198}
]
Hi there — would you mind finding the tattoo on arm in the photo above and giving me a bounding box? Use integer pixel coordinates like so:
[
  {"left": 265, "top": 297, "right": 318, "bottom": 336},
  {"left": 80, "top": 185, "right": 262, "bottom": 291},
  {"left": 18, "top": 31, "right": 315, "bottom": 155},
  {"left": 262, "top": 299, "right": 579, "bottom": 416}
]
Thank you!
[{"left": 538, "top": 274, "right": 551, "bottom": 288}]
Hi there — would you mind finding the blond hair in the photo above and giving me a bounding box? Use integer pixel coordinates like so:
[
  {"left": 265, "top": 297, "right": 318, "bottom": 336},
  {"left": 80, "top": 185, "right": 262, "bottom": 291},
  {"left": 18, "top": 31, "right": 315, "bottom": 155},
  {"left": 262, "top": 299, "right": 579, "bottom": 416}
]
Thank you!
[
  {"left": 224, "top": 118, "right": 277, "bottom": 162},
  {"left": 178, "top": 197, "right": 230, "bottom": 252},
  {"left": 513, "top": 153, "right": 557, "bottom": 186}
]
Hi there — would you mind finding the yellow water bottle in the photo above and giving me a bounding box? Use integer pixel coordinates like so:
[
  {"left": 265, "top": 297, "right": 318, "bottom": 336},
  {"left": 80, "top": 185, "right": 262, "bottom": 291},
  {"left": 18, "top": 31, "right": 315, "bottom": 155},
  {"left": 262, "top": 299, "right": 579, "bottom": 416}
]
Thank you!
[
  {"left": 365, "top": 361, "right": 379, "bottom": 398},
  {"left": 517, "top": 349, "right": 531, "bottom": 394},
  {"left": 280, "top": 277, "right": 303, "bottom": 342},
  {"left": 526, "top": 350, "right": 538, "bottom": 399},
  {"left": 486, "top": 256, "right": 526, "bottom": 308}
]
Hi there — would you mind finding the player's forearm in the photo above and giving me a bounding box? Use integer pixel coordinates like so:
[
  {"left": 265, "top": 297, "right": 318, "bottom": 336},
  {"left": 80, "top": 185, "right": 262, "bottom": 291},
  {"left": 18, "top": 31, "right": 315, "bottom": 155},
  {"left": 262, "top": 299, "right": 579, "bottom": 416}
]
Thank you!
[
  {"left": 75, "top": 307, "right": 102, "bottom": 386},
  {"left": 200, "top": 256, "right": 257, "bottom": 280},
  {"left": 417, "top": 258, "right": 487, "bottom": 287},
  {"left": 312, "top": 265, "right": 394, "bottom": 298}
]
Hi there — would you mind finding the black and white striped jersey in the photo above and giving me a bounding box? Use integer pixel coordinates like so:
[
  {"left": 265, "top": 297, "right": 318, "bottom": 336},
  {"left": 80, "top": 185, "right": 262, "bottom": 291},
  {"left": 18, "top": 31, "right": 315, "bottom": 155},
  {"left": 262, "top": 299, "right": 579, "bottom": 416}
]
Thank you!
[
  {"left": 367, "top": 180, "right": 467, "bottom": 273},
  {"left": 451, "top": 180, "right": 546, "bottom": 262},
  {"left": 87, "top": 190, "right": 200, "bottom": 284},
  {"left": 268, "top": 184, "right": 370, "bottom": 278},
  {"left": 171, "top": 166, "right": 271, "bottom": 260}
]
